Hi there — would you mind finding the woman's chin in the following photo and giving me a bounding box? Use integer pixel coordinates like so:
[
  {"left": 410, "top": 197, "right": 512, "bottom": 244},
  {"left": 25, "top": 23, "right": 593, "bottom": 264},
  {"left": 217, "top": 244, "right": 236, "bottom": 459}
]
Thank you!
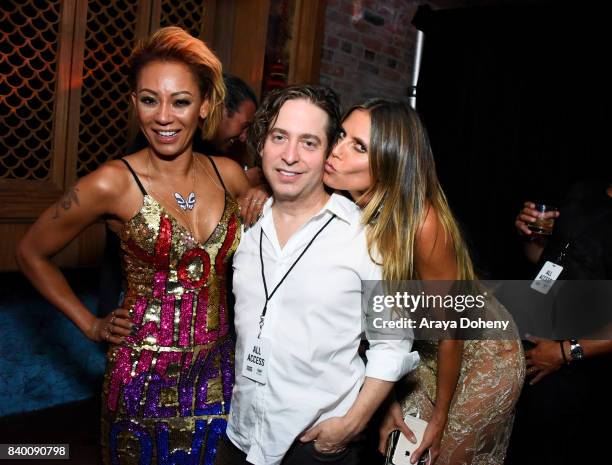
[{"left": 322, "top": 175, "right": 342, "bottom": 191}]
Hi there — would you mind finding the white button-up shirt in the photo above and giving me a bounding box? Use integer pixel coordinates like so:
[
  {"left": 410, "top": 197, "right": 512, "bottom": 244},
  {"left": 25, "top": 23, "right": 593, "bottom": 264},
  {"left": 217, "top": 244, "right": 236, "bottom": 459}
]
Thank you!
[{"left": 227, "top": 193, "right": 419, "bottom": 465}]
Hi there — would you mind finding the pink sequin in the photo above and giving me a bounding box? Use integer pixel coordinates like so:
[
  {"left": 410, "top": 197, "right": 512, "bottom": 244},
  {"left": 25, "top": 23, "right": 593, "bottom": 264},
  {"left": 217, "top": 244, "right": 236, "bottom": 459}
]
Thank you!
[
  {"left": 107, "top": 347, "right": 133, "bottom": 411},
  {"left": 153, "top": 271, "right": 167, "bottom": 299},
  {"left": 193, "top": 287, "right": 211, "bottom": 345},
  {"left": 179, "top": 292, "right": 194, "bottom": 347},
  {"left": 132, "top": 297, "right": 148, "bottom": 326},
  {"left": 155, "top": 351, "right": 182, "bottom": 377},
  {"left": 108, "top": 348, "right": 155, "bottom": 413},
  {"left": 159, "top": 294, "right": 175, "bottom": 346},
  {"left": 129, "top": 321, "right": 159, "bottom": 345}
]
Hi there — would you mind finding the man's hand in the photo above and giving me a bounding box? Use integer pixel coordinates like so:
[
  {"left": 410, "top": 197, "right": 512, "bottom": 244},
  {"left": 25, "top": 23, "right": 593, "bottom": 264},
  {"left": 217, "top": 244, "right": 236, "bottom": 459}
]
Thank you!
[
  {"left": 300, "top": 378, "right": 394, "bottom": 454},
  {"left": 515, "top": 201, "right": 560, "bottom": 236},
  {"left": 525, "top": 334, "right": 565, "bottom": 385},
  {"left": 378, "top": 401, "right": 416, "bottom": 455},
  {"left": 300, "top": 416, "right": 361, "bottom": 453}
]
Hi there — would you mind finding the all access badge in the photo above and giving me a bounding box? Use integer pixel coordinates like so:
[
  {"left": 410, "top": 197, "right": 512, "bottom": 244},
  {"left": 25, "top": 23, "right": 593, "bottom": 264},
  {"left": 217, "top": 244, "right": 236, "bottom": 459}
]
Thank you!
[
  {"left": 531, "top": 260, "right": 564, "bottom": 294},
  {"left": 242, "top": 336, "right": 270, "bottom": 384}
]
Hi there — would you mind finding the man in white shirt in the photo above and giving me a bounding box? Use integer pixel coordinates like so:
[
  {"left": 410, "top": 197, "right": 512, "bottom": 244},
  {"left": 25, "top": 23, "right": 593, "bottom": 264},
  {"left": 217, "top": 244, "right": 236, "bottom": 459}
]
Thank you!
[{"left": 217, "top": 85, "right": 419, "bottom": 465}]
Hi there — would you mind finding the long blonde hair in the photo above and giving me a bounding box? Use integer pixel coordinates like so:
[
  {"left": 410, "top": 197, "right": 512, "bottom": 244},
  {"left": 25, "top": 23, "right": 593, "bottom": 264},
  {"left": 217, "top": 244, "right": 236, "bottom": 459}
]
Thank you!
[
  {"left": 351, "top": 99, "right": 475, "bottom": 281},
  {"left": 127, "top": 26, "right": 225, "bottom": 140}
]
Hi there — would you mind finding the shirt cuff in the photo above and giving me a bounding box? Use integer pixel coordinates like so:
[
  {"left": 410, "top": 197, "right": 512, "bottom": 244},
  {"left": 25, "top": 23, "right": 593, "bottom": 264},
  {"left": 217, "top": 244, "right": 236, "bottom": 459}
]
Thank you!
[{"left": 364, "top": 345, "right": 420, "bottom": 382}]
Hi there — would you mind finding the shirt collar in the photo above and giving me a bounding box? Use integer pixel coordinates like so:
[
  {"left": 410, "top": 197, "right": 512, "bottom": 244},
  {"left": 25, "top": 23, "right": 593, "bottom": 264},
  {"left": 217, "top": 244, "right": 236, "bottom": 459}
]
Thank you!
[{"left": 260, "top": 192, "right": 357, "bottom": 226}]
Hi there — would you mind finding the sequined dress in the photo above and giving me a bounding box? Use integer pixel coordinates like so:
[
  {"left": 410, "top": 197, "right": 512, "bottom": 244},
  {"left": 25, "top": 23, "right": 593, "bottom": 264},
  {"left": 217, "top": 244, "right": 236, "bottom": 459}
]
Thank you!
[
  {"left": 400, "top": 297, "right": 526, "bottom": 465},
  {"left": 101, "top": 158, "right": 240, "bottom": 465}
]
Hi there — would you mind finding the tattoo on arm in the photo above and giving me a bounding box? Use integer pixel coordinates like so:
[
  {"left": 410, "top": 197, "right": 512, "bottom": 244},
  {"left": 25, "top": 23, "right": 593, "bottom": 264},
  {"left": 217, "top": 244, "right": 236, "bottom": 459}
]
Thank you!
[{"left": 52, "top": 186, "right": 80, "bottom": 219}]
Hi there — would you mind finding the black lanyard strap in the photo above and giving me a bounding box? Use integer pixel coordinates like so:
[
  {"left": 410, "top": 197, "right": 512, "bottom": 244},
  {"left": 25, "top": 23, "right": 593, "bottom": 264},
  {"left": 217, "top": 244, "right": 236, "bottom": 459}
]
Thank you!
[
  {"left": 555, "top": 208, "right": 612, "bottom": 264},
  {"left": 258, "top": 214, "right": 336, "bottom": 337}
]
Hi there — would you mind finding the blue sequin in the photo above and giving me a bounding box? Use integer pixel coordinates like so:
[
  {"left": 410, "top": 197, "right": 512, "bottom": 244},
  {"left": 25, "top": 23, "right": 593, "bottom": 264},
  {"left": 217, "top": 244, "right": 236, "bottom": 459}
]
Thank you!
[{"left": 204, "top": 419, "right": 227, "bottom": 465}]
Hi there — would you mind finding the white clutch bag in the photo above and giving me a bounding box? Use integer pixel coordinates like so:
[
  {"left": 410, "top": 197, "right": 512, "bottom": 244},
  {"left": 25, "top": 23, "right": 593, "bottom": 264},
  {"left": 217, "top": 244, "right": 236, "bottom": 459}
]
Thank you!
[{"left": 385, "top": 414, "right": 430, "bottom": 465}]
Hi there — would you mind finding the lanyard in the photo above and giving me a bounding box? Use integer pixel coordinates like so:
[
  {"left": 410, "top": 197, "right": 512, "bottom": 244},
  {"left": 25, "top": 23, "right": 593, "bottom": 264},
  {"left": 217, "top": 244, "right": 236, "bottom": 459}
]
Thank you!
[
  {"left": 257, "top": 214, "right": 336, "bottom": 338},
  {"left": 554, "top": 208, "right": 612, "bottom": 264}
]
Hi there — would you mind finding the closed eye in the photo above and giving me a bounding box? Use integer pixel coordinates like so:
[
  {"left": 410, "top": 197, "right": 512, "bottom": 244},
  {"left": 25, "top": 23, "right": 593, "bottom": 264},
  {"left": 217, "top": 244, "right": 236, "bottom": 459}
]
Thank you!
[{"left": 354, "top": 143, "right": 367, "bottom": 153}]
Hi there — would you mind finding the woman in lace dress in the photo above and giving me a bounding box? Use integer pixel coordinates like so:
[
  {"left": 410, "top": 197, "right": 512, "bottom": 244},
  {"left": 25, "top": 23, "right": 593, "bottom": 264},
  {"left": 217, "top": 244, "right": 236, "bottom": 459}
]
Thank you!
[{"left": 323, "top": 99, "right": 525, "bottom": 464}]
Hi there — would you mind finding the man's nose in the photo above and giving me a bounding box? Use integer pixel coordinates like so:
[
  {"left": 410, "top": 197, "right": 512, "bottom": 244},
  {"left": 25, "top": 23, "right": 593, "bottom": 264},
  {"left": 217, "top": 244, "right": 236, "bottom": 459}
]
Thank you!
[{"left": 282, "top": 140, "right": 299, "bottom": 164}]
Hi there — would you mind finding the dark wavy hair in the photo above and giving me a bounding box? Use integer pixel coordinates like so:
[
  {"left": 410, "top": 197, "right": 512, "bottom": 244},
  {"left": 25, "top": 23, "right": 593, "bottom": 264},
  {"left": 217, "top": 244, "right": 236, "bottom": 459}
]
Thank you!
[
  {"left": 224, "top": 73, "right": 257, "bottom": 116},
  {"left": 248, "top": 85, "right": 341, "bottom": 157}
]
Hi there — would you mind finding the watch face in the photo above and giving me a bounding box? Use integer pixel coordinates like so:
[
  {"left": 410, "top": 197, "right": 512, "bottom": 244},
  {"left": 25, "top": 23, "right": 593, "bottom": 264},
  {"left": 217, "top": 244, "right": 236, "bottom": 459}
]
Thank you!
[{"left": 570, "top": 343, "right": 584, "bottom": 360}]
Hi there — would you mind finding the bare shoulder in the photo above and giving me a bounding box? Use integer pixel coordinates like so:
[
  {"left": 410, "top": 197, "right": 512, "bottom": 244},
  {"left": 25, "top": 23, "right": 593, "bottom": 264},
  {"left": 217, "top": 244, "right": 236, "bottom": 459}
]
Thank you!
[
  {"left": 206, "top": 155, "right": 249, "bottom": 198},
  {"left": 207, "top": 155, "right": 244, "bottom": 177},
  {"left": 69, "top": 156, "right": 146, "bottom": 220},
  {"left": 416, "top": 204, "right": 446, "bottom": 245},
  {"left": 80, "top": 159, "right": 133, "bottom": 199},
  {"left": 415, "top": 203, "right": 457, "bottom": 278}
]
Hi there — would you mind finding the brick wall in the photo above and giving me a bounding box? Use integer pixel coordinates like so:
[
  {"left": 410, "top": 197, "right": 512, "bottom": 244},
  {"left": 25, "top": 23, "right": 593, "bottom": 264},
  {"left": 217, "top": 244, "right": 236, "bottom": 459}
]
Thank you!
[{"left": 319, "top": 0, "right": 423, "bottom": 109}]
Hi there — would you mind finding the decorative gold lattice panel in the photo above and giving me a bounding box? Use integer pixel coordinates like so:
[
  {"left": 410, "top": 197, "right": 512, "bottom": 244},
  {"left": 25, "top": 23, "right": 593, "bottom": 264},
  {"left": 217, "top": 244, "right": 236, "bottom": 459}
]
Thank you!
[
  {"left": 76, "top": 0, "right": 139, "bottom": 177},
  {"left": 159, "top": 0, "right": 205, "bottom": 38},
  {"left": 0, "top": 0, "right": 61, "bottom": 181}
]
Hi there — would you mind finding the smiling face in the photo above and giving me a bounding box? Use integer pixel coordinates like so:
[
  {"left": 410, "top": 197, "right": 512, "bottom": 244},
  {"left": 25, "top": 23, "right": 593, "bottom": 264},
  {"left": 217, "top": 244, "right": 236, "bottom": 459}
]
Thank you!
[
  {"left": 324, "top": 109, "right": 372, "bottom": 200},
  {"left": 261, "top": 98, "right": 329, "bottom": 204},
  {"left": 211, "top": 99, "right": 256, "bottom": 154},
  {"left": 132, "top": 60, "right": 209, "bottom": 157}
]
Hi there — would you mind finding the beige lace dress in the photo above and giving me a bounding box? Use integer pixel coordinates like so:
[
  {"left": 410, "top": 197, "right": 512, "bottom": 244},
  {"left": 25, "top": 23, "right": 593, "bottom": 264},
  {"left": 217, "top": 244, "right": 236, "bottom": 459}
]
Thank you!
[{"left": 399, "top": 298, "right": 525, "bottom": 465}]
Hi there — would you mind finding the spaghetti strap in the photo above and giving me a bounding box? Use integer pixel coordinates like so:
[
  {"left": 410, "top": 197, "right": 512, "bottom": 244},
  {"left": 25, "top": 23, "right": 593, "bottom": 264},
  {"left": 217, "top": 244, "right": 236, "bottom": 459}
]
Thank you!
[
  {"left": 120, "top": 158, "right": 148, "bottom": 196},
  {"left": 206, "top": 156, "right": 228, "bottom": 192}
]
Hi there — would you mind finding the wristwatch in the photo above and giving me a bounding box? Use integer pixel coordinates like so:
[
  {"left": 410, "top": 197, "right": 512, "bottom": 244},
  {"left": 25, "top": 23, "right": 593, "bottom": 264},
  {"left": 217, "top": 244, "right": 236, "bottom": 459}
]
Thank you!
[{"left": 569, "top": 339, "right": 584, "bottom": 362}]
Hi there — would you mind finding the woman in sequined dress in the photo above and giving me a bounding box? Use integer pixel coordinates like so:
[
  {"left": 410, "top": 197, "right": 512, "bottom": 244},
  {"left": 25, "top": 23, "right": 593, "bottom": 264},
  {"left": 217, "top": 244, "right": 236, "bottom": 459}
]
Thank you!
[
  {"left": 17, "top": 27, "right": 260, "bottom": 464},
  {"left": 323, "top": 99, "right": 525, "bottom": 464}
]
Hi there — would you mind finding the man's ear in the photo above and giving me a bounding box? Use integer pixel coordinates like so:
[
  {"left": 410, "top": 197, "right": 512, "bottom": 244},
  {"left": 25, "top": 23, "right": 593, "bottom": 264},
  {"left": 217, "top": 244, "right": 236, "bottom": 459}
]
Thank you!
[{"left": 200, "top": 100, "right": 210, "bottom": 119}]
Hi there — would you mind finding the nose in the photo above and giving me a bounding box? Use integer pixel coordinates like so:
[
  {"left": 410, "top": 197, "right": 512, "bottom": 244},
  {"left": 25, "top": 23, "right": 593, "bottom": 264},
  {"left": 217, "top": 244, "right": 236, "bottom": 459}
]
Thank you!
[
  {"left": 282, "top": 140, "right": 299, "bottom": 165},
  {"left": 238, "top": 128, "right": 248, "bottom": 143},
  {"left": 330, "top": 139, "right": 345, "bottom": 159},
  {"left": 155, "top": 101, "right": 172, "bottom": 125}
]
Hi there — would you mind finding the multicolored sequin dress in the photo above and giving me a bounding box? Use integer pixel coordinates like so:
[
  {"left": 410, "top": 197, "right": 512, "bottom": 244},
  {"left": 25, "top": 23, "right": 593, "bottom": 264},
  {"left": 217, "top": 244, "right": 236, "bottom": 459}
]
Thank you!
[{"left": 101, "top": 158, "right": 240, "bottom": 465}]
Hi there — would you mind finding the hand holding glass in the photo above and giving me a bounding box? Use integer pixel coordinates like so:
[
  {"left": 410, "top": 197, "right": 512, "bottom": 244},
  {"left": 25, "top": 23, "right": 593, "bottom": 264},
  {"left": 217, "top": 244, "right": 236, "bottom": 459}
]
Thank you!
[{"left": 527, "top": 203, "right": 558, "bottom": 236}]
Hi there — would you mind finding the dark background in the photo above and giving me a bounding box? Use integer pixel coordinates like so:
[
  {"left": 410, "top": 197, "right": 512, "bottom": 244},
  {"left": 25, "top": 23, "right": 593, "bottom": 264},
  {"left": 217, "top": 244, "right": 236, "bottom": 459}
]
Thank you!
[{"left": 414, "top": 1, "right": 611, "bottom": 278}]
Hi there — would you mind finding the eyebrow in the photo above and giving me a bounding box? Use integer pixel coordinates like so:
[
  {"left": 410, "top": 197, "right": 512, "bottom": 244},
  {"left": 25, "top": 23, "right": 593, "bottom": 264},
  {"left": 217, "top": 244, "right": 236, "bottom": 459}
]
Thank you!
[
  {"left": 138, "top": 89, "right": 194, "bottom": 97},
  {"left": 270, "top": 127, "right": 323, "bottom": 144}
]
